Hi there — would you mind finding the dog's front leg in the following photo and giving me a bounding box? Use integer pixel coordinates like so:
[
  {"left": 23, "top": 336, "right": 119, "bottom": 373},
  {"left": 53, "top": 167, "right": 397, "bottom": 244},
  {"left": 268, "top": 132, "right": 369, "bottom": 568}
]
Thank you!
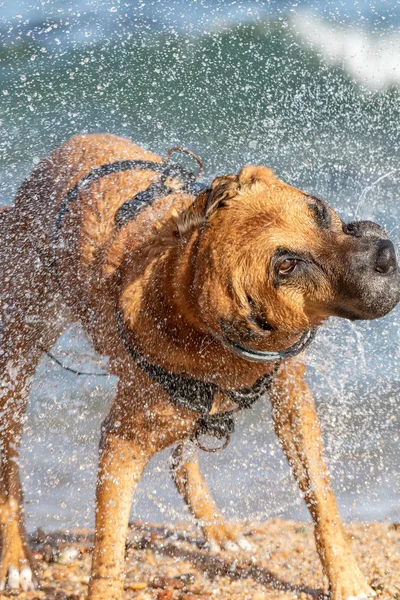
[
  {"left": 88, "top": 376, "right": 197, "bottom": 600},
  {"left": 270, "top": 360, "right": 374, "bottom": 600},
  {"left": 171, "top": 442, "right": 252, "bottom": 552},
  {"left": 88, "top": 426, "right": 148, "bottom": 600}
]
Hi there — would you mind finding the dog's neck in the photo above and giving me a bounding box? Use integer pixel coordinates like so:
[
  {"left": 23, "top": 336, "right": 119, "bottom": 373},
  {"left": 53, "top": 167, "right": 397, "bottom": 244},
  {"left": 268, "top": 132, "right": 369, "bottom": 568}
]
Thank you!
[
  {"left": 148, "top": 229, "right": 211, "bottom": 342},
  {"left": 128, "top": 244, "right": 253, "bottom": 383}
]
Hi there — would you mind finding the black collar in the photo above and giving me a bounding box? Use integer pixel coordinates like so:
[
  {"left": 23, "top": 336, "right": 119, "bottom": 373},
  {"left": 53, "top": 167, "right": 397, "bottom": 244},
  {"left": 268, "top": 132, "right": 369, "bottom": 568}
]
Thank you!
[{"left": 219, "top": 327, "right": 318, "bottom": 363}]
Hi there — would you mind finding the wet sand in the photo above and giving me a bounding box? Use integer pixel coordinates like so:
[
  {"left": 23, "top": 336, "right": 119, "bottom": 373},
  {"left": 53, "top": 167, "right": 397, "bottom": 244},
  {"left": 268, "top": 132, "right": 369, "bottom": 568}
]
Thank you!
[{"left": 4, "top": 519, "right": 400, "bottom": 600}]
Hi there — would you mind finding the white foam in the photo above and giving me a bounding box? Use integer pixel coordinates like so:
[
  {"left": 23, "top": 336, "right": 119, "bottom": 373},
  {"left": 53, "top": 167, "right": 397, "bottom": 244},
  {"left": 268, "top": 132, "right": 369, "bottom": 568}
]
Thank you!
[{"left": 293, "top": 13, "right": 400, "bottom": 91}]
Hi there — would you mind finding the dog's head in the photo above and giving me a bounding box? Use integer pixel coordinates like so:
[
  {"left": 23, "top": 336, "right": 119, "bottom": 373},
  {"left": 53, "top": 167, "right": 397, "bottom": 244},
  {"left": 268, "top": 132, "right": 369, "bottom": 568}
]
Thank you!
[{"left": 177, "top": 166, "right": 400, "bottom": 349}]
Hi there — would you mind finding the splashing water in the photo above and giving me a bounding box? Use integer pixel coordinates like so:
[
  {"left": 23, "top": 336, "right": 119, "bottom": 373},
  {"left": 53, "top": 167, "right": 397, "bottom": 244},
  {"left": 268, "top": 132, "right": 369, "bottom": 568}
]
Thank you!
[
  {"left": 355, "top": 168, "right": 399, "bottom": 220},
  {"left": 1, "top": 0, "right": 399, "bottom": 535}
]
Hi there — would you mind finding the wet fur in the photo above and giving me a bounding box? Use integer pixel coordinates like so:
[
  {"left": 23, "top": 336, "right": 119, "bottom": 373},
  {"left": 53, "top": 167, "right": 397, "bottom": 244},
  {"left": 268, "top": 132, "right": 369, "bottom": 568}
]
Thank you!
[{"left": 0, "top": 134, "right": 380, "bottom": 599}]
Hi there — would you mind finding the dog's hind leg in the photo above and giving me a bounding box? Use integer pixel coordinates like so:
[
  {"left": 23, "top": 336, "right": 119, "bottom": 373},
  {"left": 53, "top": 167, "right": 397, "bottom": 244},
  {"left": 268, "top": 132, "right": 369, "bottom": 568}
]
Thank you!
[
  {"left": 0, "top": 208, "right": 37, "bottom": 592},
  {"left": 0, "top": 330, "right": 66, "bottom": 593},
  {"left": 0, "top": 204, "right": 66, "bottom": 592},
  {"left": 170, "top": 442, "right": 253, "bottom": 552},
  {"left": 0, "top": 350, "right": 40, "bottom": 593},
  {"left": 270, "top": 360, "right": 374, "bottom": 600}
]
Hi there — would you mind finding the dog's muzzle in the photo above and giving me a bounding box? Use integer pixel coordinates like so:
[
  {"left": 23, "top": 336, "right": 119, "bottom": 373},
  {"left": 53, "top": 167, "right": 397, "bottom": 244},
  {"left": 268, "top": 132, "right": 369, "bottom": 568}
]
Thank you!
[{"left": 336, "top": 220, "right": 400, "bottom": 320}]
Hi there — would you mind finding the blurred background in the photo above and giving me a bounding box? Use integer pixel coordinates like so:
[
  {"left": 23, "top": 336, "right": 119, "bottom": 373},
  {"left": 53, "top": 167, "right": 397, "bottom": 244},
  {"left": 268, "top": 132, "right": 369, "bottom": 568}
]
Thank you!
[{"left": 0, "top": 0, "right": 399, "bottom": 532}]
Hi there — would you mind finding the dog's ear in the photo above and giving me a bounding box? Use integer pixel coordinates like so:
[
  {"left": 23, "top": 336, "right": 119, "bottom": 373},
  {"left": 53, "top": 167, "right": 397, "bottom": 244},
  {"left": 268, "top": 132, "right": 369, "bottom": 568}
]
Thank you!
[
  {"left": 205, "top": 174, "right": 238, "bottom": 216},
  {"left": 238, "top": 165, "right": 276, "bottom": 187},
  {"left": 175, "top": 174, "right": 238, "bottom": 238},
  {"left": 174, "top": 167, "right": 275, "bottom": 238}
]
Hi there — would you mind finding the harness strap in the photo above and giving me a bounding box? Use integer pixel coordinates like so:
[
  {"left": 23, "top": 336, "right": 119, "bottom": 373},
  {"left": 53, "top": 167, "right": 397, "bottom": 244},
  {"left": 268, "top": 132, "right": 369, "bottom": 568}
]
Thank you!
[
  {"left": 53, "top": 157, "right": 207, "bottom": 266},
  {"left": 115, "top": 181, "right": 173, "bottom": 230},
  {"left": 116, "top": 309, "right": 278, "bottom": 451},
  {"left": 227, "top": 367, "right": 277, "bottom": 409},
  {"left": 55, "top": 160, "right": 166, "bottom": 234},
  {"left": 116, "top": 310, "right": 216, "bottom": 415},
  {"left": 114, "top": 180, "right": 207, "bottom": 230}
]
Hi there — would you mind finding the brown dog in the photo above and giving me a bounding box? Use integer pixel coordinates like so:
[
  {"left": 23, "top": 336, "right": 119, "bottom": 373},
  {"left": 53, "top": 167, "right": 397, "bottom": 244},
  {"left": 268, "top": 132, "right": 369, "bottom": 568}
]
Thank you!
[{"left": 0, "top": 133, "right": 399, "bottom": 599}]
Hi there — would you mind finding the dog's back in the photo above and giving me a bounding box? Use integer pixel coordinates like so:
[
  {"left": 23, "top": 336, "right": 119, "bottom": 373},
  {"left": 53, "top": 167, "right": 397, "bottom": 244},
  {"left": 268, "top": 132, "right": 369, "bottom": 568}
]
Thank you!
[
  {"left": 10, "top": 134, "right": 160, "bottom": 263},
  {"left": 1, "top": 134, "right": 161, "bottom": 324},
  {"left": 0, "top": 133, "right": 190, "bottom": 367}
]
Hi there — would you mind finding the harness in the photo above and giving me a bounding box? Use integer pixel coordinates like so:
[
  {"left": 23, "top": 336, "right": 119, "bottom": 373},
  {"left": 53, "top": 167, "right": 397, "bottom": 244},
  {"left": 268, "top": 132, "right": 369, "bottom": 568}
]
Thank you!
[{"left": 51, "top": 148, "right": 316, "bottom": 452}]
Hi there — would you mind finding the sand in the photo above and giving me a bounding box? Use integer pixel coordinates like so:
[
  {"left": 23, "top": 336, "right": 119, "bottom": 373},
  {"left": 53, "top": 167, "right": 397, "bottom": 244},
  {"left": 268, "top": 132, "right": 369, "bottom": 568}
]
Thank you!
[{"left": 2, "top": 520, "right": 400, "bottom": 600}]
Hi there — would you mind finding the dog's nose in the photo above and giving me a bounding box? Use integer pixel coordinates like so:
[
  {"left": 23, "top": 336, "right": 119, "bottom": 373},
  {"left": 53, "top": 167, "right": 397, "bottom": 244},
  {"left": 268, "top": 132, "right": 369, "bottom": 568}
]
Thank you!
[{"left": 375, "top": 239, "right": 398, "bottom": 274}]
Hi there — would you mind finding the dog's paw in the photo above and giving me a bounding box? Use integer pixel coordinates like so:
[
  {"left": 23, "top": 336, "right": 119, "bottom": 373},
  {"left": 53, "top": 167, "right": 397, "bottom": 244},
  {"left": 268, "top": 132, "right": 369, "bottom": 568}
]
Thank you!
[
  {"left": 330, "top": 577, "right": 376, "bottom": 600},
  {"left": 207, "top": 539, "right": 223, "bottom": 553},
  {"left": 0, "top": 565, "right": 35, "bottom": 593},
  {"left": 207, "top": 539, "right": 241, "bottom": 553},
  {"left": 206, "top": 533, "right": 255, "bottom": 554},
  {"left": 221, "top": 540, "right": 241, "bottom": 552},
  {"left": 237, "top": 535, "right": 256, "bottom": 552},
  {"left": 0, "top": 521, "right": 37, "bottom": 594},
  {"left": 221, "top": 536, "right": 255, "bottom": 553}
]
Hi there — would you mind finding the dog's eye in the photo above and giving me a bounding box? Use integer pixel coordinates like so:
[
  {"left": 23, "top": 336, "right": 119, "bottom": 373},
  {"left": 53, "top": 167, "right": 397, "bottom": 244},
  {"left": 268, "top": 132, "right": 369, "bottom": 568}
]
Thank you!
[{"left": 278, "top": 258, "right": 298, "bottom": 275}]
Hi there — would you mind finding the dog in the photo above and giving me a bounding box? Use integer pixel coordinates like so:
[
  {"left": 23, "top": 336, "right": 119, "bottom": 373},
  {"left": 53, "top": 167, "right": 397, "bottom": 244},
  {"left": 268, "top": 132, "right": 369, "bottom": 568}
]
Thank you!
[{"left": 0, "top": 133, "right": 399, "bottom": 599}]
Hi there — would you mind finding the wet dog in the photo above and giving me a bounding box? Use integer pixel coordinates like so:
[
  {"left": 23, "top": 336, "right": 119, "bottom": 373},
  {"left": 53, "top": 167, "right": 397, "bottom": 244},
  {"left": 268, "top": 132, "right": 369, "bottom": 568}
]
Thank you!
[{"left": 0, "top": 134, "right": 399, "bottom": 599}]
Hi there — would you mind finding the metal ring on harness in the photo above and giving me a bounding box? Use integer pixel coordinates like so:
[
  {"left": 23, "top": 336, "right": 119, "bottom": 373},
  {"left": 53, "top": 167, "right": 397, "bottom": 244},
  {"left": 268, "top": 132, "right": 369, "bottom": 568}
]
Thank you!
[
  {"left": 194, "top": 431, "right": 231, "bottom": 453},
  {"left": 193, "top": 410, "right": 237, "bottom": 453},
  {"left": 166, "top": 147, "right": 204, "bottom": 178}
]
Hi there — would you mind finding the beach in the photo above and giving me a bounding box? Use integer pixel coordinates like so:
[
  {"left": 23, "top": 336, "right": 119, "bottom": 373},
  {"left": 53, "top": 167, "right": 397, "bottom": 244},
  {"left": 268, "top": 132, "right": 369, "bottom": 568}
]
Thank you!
[{"left": 6, "top": 519, "right": 400, "bottom": 600}]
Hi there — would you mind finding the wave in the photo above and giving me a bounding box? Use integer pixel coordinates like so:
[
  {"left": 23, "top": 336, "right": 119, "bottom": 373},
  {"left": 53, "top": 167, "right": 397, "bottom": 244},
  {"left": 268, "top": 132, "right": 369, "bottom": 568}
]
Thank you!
[
  {"left": 1, "top": 2, "right": 400, "bottom": 92},
  {"left": 293, "top": 13, "right": 400, "bottom": 91}
]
